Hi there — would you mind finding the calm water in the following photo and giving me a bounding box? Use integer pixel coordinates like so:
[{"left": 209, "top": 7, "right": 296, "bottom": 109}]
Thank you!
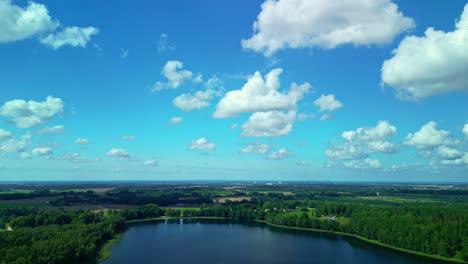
[{"left": 101, "top": 219, "right": 452, "bottom": 264}]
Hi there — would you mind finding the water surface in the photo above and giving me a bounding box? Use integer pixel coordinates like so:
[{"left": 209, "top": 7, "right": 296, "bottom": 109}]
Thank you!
[{"left": 101, "top": 219, "right": 452, "bottom": 264}]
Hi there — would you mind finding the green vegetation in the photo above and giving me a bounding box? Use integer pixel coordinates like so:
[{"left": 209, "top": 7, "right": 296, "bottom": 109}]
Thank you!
[
  {"left": 0, "top": 183, "right": 467, "bottom": 263},
  {"left": 96, "top": 233, "right": 123, "bottom": 262}
]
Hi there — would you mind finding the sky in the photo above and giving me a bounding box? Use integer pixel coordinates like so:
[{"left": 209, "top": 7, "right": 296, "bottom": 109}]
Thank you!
[{"left": 0, "top": 0, "right": 467, "bottom": 182}]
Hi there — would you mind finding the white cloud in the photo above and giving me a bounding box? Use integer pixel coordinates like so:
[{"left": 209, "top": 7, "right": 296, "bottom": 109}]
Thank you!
[
  {"left": 296, "top": 160, "right": 310, "bottom": 166},
  {"left": 214, "top": 69, "right": 311, "bottom": 118},
  {"left": 105, "top": 148, "right": 134, "bottom": 159},
  {"left": 266, "top": 148, "right": 294, "bottom": 160},
  {"left": 157, "top": 33, "right": 175, "bottom": 53},
  {"left": 320, "top": 114, "right": 335, "bottom": 120},
  {"left": 36, "top": 125, "right": 65, "bottom": 135},
  {"left": 56, "top": 152, "right": 88, "bottom": 162},
  {"left": 441, "top": 153, "right": 468, "bottom": 166},
  {"left": 241, "top": 142, "right": 273, "bottom": 154},
  {"left": 32, "top": 147, "right": 52, "bottom": 156},
  {"left": 144, "top": 160, "right": 158, "bottom": 166},
  {"left": 298, "top": 113, "right": 314, "bottom": 121},
  {"left": 0, "top": 133, "right": 31, "bottom": 154},
  {"left": 344, "top": 158, "right": 381, "bottom": 169},
  {"left": 121, "top": 136, "right": 136, "bottom": 140},
  {"left": 230, "top": 123, "right": 238, "bottom": 129},
  {"left": 390, "top": 162, "right": 422, "bottom": 170},
  {"left": 313, "top": 94, "right": 343, "bottom": 112},
  {"left": 326, "top": 121, "right": 398, "bottom": 160},
  {"left": 40, "top": 26, "right": 99, "bottom": 49},
  {"left": 436, "top": 146, "right": 463, "bottom": 159},
  {"left": 0, "top": 0, "right": 58, "bottom": 43},
  {"left": 463, "top": 124, "right": 468, "bottom": 139},
  {"left": 174, "top": 89, "right": 218, "bottom": 111},
  {"left": 403, "top": 121, "right": 457, "bottom": 149},
  {"left": 188, "top": 138, "right": 216, "bottom": 151},
  {"left": 167, "top": 117, "right": 183, "bottom": 125},
  {"left": 241, "top": 0, "right": 414, "bottom": 56},
  {"left": 241, "top": 111, "right": 295, "bottom": 137},
  {"left": 151, "top": 60, "right": 202, "bottom": 91},
  {"left": 0, "top": 96, "right": 64, "bottom": 128},
  {"left": 19, "top": 152, "right": 31, "bottom": 159},
  {"left": 75, "top": 138, "right": 90, "bottom": 144},
  {"left": 0, "top": 129, "right": 12, "bottom": 141},
  {"left": 120, "top": 48, "right": 128, "bottom": 58},
  {"left": 381, "top": 4, "right": 468, "bottom": 100}
]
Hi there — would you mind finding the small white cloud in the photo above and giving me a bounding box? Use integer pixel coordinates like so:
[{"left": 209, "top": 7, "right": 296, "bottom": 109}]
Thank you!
[
  {"left": 19, "top": 152, "right": 31, "bottom": 159},
  {"left": 436, "top": 146, "right": 463, "bottom": 159},
  {"left": 167, "top": 117, "right": 183, "bottom": 125},
  {"left": 40, "top": 26, "right": 99, "bottom": 49},
  {"left": 296, "top": 160, "right": 310, "bottom": 166},
  {"left": 241, "top": 0, "right": 414, "bottom": 56},
  {"left": 157, "top": 33, "right": 175, "bottom": 53},
  {"left": 463, "top": 123, "right": 468, "bottom": 139},
  {"left": 174, "top": 89, "right": 218, "bottom": 111},
  {"left": 0, "top": 133, "right": 31, "bottom": 154},
  {"left": 121, "top": 136, "right": 136, "bottom": 140},
  {"left": 403, "top": 121, "right": 457, "bottom": 149},
  {"left": 230, "top": 123, "right": 238, "bottom": 129},
  {"left": 266, "top": 148, "right": 295, "bottom": 160},
  {"left": 32, "top": 147, "right": 52, "bottom": 156},
  {"left": 298, "top": 113, "right": 314, "bottom": 121},
  {"left": 0, "top": 0, "right": 58, "bottom": 43},
  {"left": 241, "top": 142, "right": 273, "bottom": 154},
  {"left": 105, "top": 148, "right": 135, "bottom": 159},
  {"left": 75, "top": 138, "right": 90, "bottom": 144},
  {"left": 36, "top": 125, "right": 65, "bottom": 135},
  {"left": 320, "top": 114, "right": 335, "bottom": 121},
  {"left": 144, "top": 160, "right": 158, "bottom": 166},
  {"left": 0, "top": 129, "right": 12, "bottom": 141},
  {"left": 188, "top": 138, "right": 216, "bottom": 151},
  {"left": 0, "top": 96, "right": 64, "bottom": 128},
  {"left": 313, "top": 94, "right": 343, "bottom": 112},
  {"left": 151, "top": 60, "right": 202, "bottom": 91},
  {"left": 120, "top": 48, "right": 128, "bottom": 58},
  {"left": 381, "top": 4, "right": 468, "bottom": 100},
  {"left": 56, "top": 152, "right": 88, "bottom": 162},
  {"left": 344, "top": 158, "right": 381, "bottom": 169},
  {"left": 214, "top": 69, "right": 311, "bottom": 118},
  {"left": 441, "top": 153, "right": 468, "bottom": 166},
  {"left": 241, "top": 111, "right": 295, "bottom": 137}
]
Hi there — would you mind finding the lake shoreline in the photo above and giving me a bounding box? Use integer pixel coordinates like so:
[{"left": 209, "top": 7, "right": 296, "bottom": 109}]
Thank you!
[{"left": 97, "top": 217, "right": 467, "bottom": 264}]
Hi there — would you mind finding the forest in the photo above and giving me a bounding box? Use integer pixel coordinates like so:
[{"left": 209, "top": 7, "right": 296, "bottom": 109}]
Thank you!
[{"left": 0, "top": 182, "right": 467, "bottom": 263}]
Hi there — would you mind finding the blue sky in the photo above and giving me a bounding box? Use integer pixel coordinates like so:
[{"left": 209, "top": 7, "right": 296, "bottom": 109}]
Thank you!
[{"left": 0, "top": 0, "right": 467, "bottom": 182}]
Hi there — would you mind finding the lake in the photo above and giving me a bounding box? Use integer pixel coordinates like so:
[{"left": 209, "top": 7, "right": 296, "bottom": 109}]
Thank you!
[{"left": 101, "top": 219, "right": 452, "bottom": 264}]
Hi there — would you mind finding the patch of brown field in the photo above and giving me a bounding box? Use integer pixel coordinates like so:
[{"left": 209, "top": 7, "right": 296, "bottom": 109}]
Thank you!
[
  {"left": 222, "top": 186, "right": 245, "bottom": 190},
  {"left": 256, "top": 191, "right": 294, "bottom": 195},
  {"left": 91, "top": 188, "right": 116, "bottom": 194},
  {"left": 213, "top": 196, "right": 251, "bottom": 203},
  {"left": 39, "top": 204, "right": 138, "bottom": 211},
  {"left": 0, "top": 196, "right": 56, "bottom": 204}
]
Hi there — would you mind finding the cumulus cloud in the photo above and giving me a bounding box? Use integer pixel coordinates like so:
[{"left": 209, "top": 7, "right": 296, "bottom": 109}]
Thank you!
[
  {"left": 32, "top": 147, "right": 52, "bottom": 156},
  {"left": 144, "top": 160, "right": 158, "bottom": 166},
  {"left": 75, "top": 138, "right": 90, "bottom": 144},
  {"left": 35, "top": 125, "right": 65, "bottom": 135},
  {"left": 313, "top": 94, "right": 343, "bottom": 112},
  {"left": 19, "top": 152, "right": 31, "bottom": 159},
  {"left": 151, "top": 60, "right": 202, "bottom": 91},
  {"left": 188, "top": 138, "right": 216, "bottom": 151},
  {"left": 0, "top": 133, "right": 30, "bottom": 154},
  {"left": 296, "top": 160, "right": 310, "bottom": 166},
  {"left": 157, "top": 33, "right": 175, "bottom": 53},
  {"left": 241, "top": 111, "right": 295, "bottom": 137},
  {"left": 214, "top": 69, "right": 311, "bottom": 118},
  {"left": 297, "top": 113, "right": 314, "bottom": 121},
  {"left": 240, "top": 142, "right": 273, "bottom": 154},
  {"left": 241, "top": 0, "right": 414, "bottom": 56},
  {"left": 381, "top": 4, "right": 468, "bottom": 100},
  {"left": 0, "top": 96, "right": 64, "bottom": 128},
  {"left": 266, "top": 148, "right": 294, "bottom": 160},
  {"left": 463, "top": 124, "right": 468, "bottom": 139},
  {"left": 167, "top": 117, "right": 183, "bottom": 125},
  {"left": 40, "top": 26, "right": 99, "bottom": 49},
  {"left": 174, "top": 89, "right": 219, "bottom": 111},
  {"left": 320, "top": 114, "right": 335, "bottom": 121},
  {"left": 56, "top": 152, "right": 88, "bottom": 162},
  {"left": 0, "top": 0, "right": 58, "bottom": 43},
  {"left": 121, "top": 136, "right": 136, "bottom": 140},
  {"left": 437, "top": 146, "right": 463, "bottom": 159},
  {"left": 105, "top": 148, "right": 135, "bottom": 159},
  {"left": 441, "top": 153, "right": 468, "bottom": 166},
  {"left": 0, "top": 129, "right": 12, "bottom": 141},
  {"left": 403, "top": 121, "right": 457, "bottom": 149},
  {"left": 344, "top": 158, "right": 381, "bottom": 169},
  {"left": 326, "top": 121, "right": 398, "bottom": 160}
]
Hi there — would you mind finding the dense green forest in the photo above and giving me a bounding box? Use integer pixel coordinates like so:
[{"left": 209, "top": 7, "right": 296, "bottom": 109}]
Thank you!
[{"left": 0, "top": 183, "right": 467, "bottom": 263}]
